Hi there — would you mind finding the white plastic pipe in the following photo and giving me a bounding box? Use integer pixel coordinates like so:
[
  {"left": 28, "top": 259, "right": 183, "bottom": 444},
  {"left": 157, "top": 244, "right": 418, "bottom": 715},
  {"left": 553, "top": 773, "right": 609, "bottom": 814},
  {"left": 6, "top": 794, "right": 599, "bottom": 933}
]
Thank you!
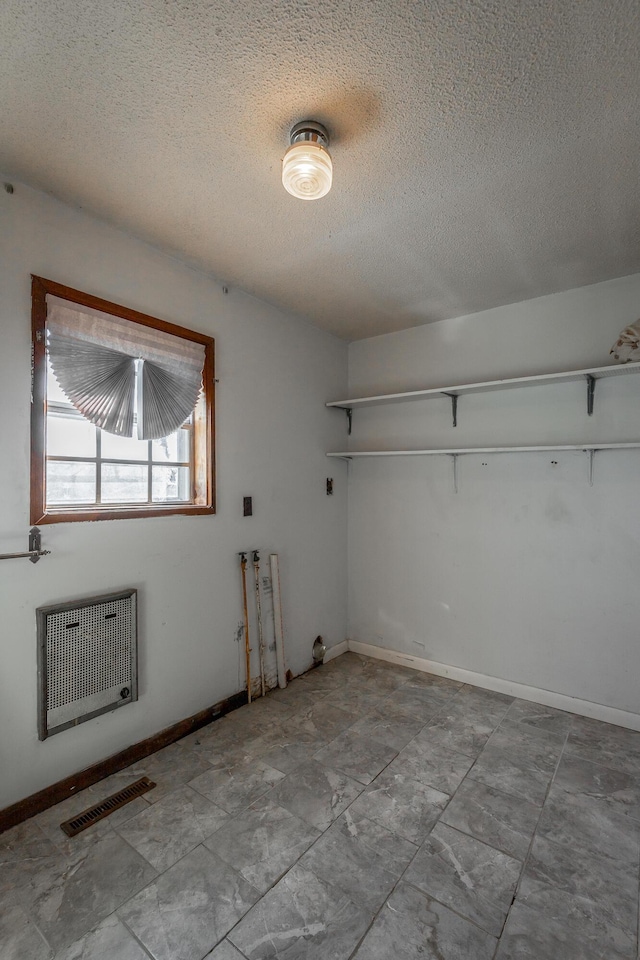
[{"left": 270, "top": 554, "right": 287, "bottom": 689}]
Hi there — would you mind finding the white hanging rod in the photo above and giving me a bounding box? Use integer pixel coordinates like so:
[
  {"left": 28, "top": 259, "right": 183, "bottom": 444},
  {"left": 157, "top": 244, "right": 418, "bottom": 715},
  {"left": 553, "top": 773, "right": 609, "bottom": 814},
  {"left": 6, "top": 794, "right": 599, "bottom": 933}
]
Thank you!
[{"left": 327, "top": 442, "right": 640, "bottom": 459}]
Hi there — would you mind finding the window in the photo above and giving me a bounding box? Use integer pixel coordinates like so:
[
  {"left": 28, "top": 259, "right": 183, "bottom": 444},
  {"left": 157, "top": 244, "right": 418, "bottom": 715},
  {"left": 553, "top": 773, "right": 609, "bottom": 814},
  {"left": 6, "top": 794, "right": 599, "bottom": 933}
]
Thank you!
[{"left": 31, "top": 277, "right": 215, "bottom": 523}]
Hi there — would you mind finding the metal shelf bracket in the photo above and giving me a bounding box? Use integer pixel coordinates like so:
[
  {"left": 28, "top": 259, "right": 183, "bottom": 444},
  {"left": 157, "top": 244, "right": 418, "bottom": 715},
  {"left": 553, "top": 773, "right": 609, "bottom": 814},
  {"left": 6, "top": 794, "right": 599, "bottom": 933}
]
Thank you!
[
  {"left": 587, "top": 448, "right": 595, "bottom": 486},
  {"left": 586, "top": 375, "right": 596, "bottom": 416},
  {"left": 450, "top": 453, "right": 459, "bottom": 494},
  {"left": 442, "top": 393, "right": 458, "bottom": 427},
  {"left": 332, "top": 406, "right": 353, "bottom": 435}
]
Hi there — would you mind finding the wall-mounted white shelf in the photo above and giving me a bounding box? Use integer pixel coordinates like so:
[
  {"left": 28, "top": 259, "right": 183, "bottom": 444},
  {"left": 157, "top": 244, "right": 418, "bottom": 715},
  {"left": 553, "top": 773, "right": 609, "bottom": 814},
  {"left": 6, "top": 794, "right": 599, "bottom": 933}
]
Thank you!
[
  {"left": 326, "top": 361, "right": 640, "bottom": 430},
  {"left": 327, "top": 443, "right": 640, "bottom": 492},
  {"left": 327, "top": 442, "right": 640, "bottom": 458}
]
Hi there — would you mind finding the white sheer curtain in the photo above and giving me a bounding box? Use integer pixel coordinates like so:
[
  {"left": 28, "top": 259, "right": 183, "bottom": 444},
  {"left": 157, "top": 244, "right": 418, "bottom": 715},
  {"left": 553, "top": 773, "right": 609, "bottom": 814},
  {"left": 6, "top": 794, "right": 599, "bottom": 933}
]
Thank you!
[{"left": 46, "top": 295, "right": 205, "bottom": 440}]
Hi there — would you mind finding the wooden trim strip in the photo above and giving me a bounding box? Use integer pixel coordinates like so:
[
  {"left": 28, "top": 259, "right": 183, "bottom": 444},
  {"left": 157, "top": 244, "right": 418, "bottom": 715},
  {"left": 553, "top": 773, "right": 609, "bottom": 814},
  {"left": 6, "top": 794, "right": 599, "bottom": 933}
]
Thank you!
[{"left": 0, "top": 689, "right": 247, "bottom": 834}]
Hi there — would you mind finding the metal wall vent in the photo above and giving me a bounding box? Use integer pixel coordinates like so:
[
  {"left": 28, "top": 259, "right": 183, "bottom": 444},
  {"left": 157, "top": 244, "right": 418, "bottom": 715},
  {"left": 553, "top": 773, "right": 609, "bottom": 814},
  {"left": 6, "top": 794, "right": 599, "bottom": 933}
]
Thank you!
[{"left": 37, "top": 589, "right": 137, "bottom": 740}]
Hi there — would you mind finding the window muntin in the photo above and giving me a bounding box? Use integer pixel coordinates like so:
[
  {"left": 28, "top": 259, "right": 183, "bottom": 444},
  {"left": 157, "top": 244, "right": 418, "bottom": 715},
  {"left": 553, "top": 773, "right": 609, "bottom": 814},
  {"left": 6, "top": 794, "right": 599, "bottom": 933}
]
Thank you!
[{"left": 31, "top": 276, "right": 215, "bottom": 523}]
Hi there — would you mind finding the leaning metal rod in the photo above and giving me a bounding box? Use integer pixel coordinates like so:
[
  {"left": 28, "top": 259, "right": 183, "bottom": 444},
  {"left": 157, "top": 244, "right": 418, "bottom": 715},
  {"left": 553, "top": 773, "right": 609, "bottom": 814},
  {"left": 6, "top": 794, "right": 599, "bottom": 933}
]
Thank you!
[
  {"left": 238, "top": 552, "right": 252, "bottom": 703},
  {"left": 0, "top": 550, "right": 51, "bottom": 561},
  {"left": 252, "top": 550, "right": 266, "bottom": 697}
]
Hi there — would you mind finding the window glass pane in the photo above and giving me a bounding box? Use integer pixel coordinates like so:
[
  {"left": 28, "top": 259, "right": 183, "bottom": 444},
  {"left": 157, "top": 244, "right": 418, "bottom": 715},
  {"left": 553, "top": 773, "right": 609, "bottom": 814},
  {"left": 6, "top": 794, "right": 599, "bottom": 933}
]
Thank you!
[
  {"left": 47, "top": 461, "right": 96, "bottom": 504},
  {"left": 101, "top": 431, "right": 150, "bottom": 462},
  {"left": 102, "top": 464, "right": 148, "bottom": 503},
  {"left": 47, "top": 413, "right": 96, "bottom": 458},
  {"left": 152, "top": 466, "right": 190, "bottom": 502},
  {"left": 152, "top": 428, "right": 190, "bottom": 464}
]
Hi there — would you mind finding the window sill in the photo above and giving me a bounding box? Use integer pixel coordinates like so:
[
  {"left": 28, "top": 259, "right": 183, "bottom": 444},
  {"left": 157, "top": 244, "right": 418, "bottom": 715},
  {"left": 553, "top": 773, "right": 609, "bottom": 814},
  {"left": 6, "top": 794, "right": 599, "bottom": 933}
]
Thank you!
[{"left": 34, "top": 503, "right": 215, "bottom": 524}]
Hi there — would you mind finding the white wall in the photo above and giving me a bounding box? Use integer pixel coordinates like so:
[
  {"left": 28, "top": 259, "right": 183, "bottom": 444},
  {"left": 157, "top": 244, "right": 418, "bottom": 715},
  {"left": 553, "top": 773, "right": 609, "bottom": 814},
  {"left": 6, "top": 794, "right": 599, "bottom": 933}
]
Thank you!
[
  {"left": 347, "top": 275, "right": 640, "bottom": 716},
  {"left": 0, "top": 180, "right": 348, "bottom": 808}
]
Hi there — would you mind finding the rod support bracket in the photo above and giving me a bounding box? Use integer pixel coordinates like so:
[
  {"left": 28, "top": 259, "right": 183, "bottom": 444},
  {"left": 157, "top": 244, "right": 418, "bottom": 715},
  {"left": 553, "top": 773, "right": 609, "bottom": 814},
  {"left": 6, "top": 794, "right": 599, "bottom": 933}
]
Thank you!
[{"left": 29, "top": 527, "right": 43, "bottom": 563}]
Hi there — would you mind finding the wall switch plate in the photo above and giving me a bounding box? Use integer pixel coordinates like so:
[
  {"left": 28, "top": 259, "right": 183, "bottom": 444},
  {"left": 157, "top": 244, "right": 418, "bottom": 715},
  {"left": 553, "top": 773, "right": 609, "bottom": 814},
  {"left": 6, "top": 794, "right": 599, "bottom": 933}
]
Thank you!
[
  {"left": 243, "top": 496, "right": 253, "bottom": 517},
  {"left": 326, "top": 478, "right": 333, "bottom": 495}
]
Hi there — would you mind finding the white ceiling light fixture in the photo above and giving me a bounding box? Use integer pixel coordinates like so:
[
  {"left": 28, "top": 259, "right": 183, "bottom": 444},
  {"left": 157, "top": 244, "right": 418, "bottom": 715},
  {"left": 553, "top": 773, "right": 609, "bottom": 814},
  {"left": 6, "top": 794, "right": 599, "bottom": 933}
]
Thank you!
[{"left": 282, "top": 121, "right": 332, "bottom": 200}]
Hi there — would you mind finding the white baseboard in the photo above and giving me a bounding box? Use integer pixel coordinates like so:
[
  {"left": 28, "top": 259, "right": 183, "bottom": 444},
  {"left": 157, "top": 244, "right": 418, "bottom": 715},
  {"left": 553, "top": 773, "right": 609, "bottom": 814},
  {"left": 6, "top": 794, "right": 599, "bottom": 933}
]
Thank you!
[
  {"left": 347, "top": 639, "right": 640, "bottom": 732},
  {"left": 323, "top": 640, "right": 349, "bottom": 664}
]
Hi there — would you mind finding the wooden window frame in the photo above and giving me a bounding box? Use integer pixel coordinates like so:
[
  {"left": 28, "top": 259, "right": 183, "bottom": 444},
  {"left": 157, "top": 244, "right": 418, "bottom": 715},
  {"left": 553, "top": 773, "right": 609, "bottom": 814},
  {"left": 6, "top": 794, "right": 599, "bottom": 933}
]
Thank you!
[{"left": 31, "top": 276, "right": 216, "bottom": 524}]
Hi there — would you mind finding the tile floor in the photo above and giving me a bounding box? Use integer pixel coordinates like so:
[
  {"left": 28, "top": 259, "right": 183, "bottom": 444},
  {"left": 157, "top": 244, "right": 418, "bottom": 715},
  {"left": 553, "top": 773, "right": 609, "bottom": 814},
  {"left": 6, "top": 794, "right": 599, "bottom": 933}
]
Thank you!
[{"left": 2, "top": 652, "right": 640, "bottom": 959}]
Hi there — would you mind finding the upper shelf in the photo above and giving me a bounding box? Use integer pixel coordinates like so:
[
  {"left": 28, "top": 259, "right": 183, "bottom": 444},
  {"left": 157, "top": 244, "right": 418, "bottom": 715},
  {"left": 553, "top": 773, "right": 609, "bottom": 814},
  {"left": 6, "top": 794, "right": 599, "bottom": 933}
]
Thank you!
[
  {"left": 326, "top": 361, "right": 640, "bottom": 410},
  {"left": 327, "top": 442, "right": 640, "bottom": 458}
]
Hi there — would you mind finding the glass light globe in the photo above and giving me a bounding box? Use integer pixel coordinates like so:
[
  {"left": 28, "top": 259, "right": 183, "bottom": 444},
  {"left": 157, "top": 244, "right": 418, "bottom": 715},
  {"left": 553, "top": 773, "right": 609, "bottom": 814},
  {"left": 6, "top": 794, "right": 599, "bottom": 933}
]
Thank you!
[{"left": 282, "top": 141, "right": 333, "bottom": 200}]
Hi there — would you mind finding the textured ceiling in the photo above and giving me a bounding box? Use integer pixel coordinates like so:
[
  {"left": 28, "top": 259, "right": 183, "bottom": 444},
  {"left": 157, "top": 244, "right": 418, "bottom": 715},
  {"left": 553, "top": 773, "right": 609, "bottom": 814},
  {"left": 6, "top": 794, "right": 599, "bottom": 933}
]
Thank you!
[{"left": 1, "top": 1, "right": 639, "bottom": 340}]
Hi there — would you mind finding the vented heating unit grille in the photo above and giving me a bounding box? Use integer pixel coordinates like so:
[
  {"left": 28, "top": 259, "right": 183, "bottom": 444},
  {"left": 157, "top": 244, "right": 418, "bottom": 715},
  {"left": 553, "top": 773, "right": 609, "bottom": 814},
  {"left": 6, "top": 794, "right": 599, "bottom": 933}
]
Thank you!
[{"left": 37, "top": 589, "right": 137, "bottom": 739}]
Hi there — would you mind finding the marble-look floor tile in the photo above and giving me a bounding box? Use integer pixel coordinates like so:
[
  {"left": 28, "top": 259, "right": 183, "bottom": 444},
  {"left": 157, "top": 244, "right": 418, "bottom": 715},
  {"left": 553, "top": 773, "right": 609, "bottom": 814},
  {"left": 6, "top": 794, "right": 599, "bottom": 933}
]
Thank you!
[
  {"left": 495, "top": 895, "right": 635, "bottom": 959},
  {"left": 298, "top": 666, "right": 352, "bottom": 694},
  {"left": 507, "top": 876, "right": 637, "bottom": 959},
  {"left": 386, "top": 733, "right": 474, "bottom": 794},
  {"left": 116, "top": 784, "right": 229, "bottom": 871},
  {"left": 0, "top": 818, "right": 59, "bottom": 863},
  {"left": 118, "top": 844, "right": 259, "bottom": 960},
  {"left": 55, "top": 914, "right": 150, "bottom": 960},
  {"left": 347, "top": 705, "right": 425, "bottom": 750},
  {"left": 375, "top": 693, "right": 444, "bottom": 725},
  {"left": 385, "top": 685, "right": 457, "bottom": 718},
  {"left": 349, "top": 770, "right": 449, "bottom": 844},
  {"left": 287, "top": 701, "right": 362, "bottom": 741},
  {"left": 421, "top": 701, "right": 506, "bottom": 759},
  {"left": 180, "top": 723, "right": 263, "bottom": 769},
  {"left": 553, "top": 753, "right": 640, "bottom": 820},
  {"left": 0, "top": 819, "right": 59, "bottom": 906},
  {"left": 440, "top": 779, "right": 540, "bottom": 859},
  {"left": 454, "top": 684, "right": 514, "bottom": 711},
  {"left": 204, "top": 942, "right": 248, "bottom": 960},
  {"left": 299, "top": 807, "right": 417, "bottom": 911},
  {"left": 322, "top": 685, "right": 387, "bottom": 714},
  {"left": 404, "top": 823, "right": 521, "bottom": 937},
  {"left": 189, "top": 756, "right": 285, "bottom": 815},
  {"left": 491, "top": 717, "right": 567, "bottom": 750},
  {"left": 180, "top": 718, "right": 243, "bottom": 754},
  {"left": 313, "top": 728, "right": 397, "bottom": 784},
  {"left": 326, "top": 653, "right": 414, "bottom": 686},
  {"left": 352, "top": 881, "right": 497, "bottom": 960},
  {"left": 400, "top": 673, "right": 464, "bottom": 696},
  {"left": 32, "top": 786, "right": 136, "bottom": 848},
  {"left": 96, "top": 742, "right": 214, "bottom": 806},
  {"left": 233, "top": 694, "right": 297, "bottom": 723},
  {"left": 25, "top": 830, "right": 157, "bottom": 953},
  {"left": 565, "top": 716, "right": 640, "bottom": 775},
  {"left": 536, "top": 786, "right": 640, "bottom": 864},
  {"left": 254, "top": 736, "right": 328, "bottom": 775},
  {"left": 523, "top": 834, "right": 639, "bottom": 935},
  {"left": 468, "top": 726, "right": 561, "bottom": 805},
  {"left": 503, "top": 699, "right": 572, "bottom": 739},
  {"left": 0, "top": 904, "right": 51, "bottom": 960},
  {"left": 269, "top": 759, "right": 363, "bottom": 831},
  {"left": 229, "top": 863, "right": 372, "bottom": 960},
  {"left": 267, "top": 679, "right": 329, "bottom": 712},
  {"left": 204, "top": 797, "right": 319, "bottom": 893},
  {"left": 359, "top": 670, "right": 410, "bottom": 697}
]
